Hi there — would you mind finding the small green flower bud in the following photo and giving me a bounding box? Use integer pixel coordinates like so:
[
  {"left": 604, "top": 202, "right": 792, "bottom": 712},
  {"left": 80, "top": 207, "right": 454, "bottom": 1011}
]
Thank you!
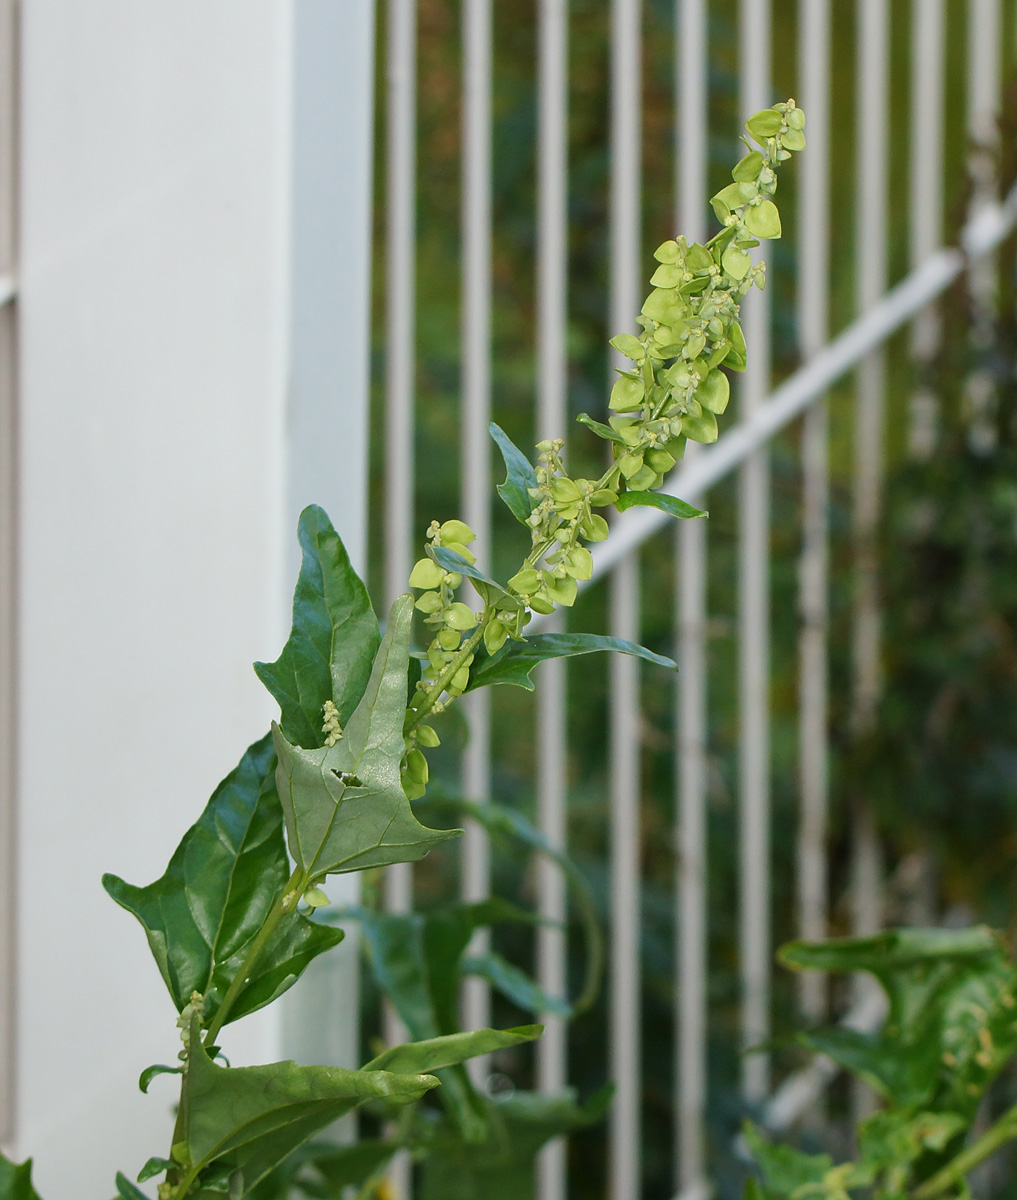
[
  {"left": 439, "top": 519, "right": 476, "bottom": 545},
  {"left": 508, "top": 567, "right": 541, "bottom": 593},
  {"left": 409, "top": 558, "right": 445, "bottom": 589},
  {"left": 445, "top": 602, "right": 478, "bottom": 631},
  {"left": 529, "top": 592, "right": 556, "bottom": 615},
  {"left": 303, "top": 886, "right": 330, "bottom": 909},
  {"left": 550, "top": 477, "right": 582, "bottom": 504},
  {"left": 438, "top": 628, "right": 460, "bottom": 651},
  {"left": 417, "top": 725, "right": 441, "bottom": 748},
  {"left": 414, "top": 591, "right": 443, "bottom": 613},
  {"left": 450, "top": 665, "right": 471, "bottom": 692},
  {"left": 404, "top": 748, "right": 429, "bottom": 786},
  {"left": 565, "top": 547, "right": 594, "bottom": 581},
  {"left": 484, "top": 619, "right": 509, "bottom": 656}
]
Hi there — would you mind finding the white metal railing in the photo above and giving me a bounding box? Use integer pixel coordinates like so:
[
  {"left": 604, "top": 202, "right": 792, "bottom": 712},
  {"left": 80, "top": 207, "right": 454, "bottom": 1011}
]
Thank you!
[
  {"left": 0, "top": 0, "right": 16, "bottom": 1152},
  {"left": 375, "top": 3, "right": 1015, "bottom": 1199}
]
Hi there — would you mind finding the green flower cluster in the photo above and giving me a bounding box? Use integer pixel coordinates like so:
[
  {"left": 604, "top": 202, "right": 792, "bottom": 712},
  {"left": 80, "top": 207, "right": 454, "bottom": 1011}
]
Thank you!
[{"left": 403, "top": 102, "right": 805, "bottom": 787}]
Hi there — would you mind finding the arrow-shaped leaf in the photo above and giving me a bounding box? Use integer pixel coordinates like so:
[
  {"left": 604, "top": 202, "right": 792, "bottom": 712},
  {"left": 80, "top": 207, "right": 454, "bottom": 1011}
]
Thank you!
[
  {"left": 104, "top": 735, "right": 343, "bottom": 1026},
  {"left": 466, "top": 633, "right": 676, "bottom": 693},
  {"left": 364, "top": 1025, "right": 542, "bottom": 1075},
  {"left": 0, "top": 1152, "right": 43, "bottom": 1200},
  {"left": 272, "top": 595, "right": 460, "bottom": 878},
  {"left": 182, "top": 1024, "right": 438, "bottom": 1197},
  {"left": 615, "top": 490, "right": 707, "bottom": 519},
  {"left": 254, "top": 505, "right": 380, "bottom": 750},
  {"left": 489, "top": 423, "right": 538, "bottom": 525}
]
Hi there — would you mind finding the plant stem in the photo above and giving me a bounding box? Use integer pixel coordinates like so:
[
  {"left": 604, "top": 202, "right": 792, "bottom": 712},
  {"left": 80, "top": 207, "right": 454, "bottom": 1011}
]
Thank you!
[
  {"left": 912, "top": 1103, "right": 1017, "bottom": 1200},
  {"left": 202, "top": 865, "right": 306, "bottom": 1048},
  {"left": 404, "top": 619, "right": 489, "bottom": 732}
]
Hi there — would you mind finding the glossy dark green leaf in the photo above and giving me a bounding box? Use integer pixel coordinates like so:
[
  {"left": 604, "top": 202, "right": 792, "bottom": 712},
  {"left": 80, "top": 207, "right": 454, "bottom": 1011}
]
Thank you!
[
  {"left": 429, "top": 547, "right": 520, "bottom": 610},
  {"left": 489, "top": 423, "right": 538, "bottom": 525},
  {"left": 182, "top": 1023, "right": 437, "bottom": 1198},
  {"left": 113, "top": 1175, "right": 152, "bottom": 1200},
  {"left": 615, "top": 491, "right": 707, "bottom": 520},
  {"left": 254, "top": 505, "right": 380, "bottom": 750},
  {"left": 463, "top": 952, "right": 572, "bottom": 1018},
  {"left": 104, "top": 734, "right": 343, "bottom": 1025},
  {"left": 0, "top": 1153, "right": 42, "bottom": 1200},
  {"left": 272, "top": 596, "right": 460, "bottom": 877},
  {"left": 417, "top": 1087, "right": 612, "bottom": 1200},
  {"left": 138, "top": 1064, "right": 182, "bottom": 1094},
  {"left": 364, "top": 1025, "right": 542, "bottom": 1074},
  {"left": 466, "top": 633, "right": 676, "bottom": 693}
]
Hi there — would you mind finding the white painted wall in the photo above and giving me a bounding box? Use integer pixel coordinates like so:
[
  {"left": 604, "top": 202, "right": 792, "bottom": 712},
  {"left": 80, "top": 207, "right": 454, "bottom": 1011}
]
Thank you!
[{"left": 10, "top": 2, "right": 374, "bottom": 1195}]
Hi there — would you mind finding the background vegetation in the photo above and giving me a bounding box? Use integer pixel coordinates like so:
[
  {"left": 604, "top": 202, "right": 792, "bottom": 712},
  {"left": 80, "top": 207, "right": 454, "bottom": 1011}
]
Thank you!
[{"left": 363, "top": 5, "right": 1017, "bottom": 1196}]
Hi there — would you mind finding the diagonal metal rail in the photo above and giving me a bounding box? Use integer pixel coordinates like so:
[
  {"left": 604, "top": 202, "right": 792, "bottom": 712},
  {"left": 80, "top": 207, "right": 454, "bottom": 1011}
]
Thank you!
[{"left": 530, "top": 183, "right": 1017, "bottom": 639}]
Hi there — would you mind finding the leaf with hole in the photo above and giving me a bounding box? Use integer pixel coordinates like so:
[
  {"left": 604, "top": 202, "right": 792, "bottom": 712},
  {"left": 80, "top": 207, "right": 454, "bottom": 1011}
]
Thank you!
[{"left": 272, "top": 596, "right": 460, "bottom": 878}]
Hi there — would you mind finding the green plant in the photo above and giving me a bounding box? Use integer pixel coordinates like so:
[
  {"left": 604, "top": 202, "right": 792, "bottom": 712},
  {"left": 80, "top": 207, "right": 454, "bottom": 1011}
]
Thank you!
[
  {"left": 0, "top": 101, "right": 803, "bottom": 1200},
  {"left": 748, "top": 928, "right": 1017, "bottom": 1200}
]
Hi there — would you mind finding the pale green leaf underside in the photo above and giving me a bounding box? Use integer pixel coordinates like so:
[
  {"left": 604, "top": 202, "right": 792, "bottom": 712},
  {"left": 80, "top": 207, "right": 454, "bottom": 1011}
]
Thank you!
[
  {"left": 273, "top": 594, "right": 460, "bottom": 877},
  {"left": 364, "top": 1024, "right": 542, "bottom": 1075}
]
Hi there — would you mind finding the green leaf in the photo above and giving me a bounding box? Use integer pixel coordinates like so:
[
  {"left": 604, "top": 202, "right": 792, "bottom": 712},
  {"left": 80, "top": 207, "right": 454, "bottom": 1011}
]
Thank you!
[
  {"left": 416, "top": 799, "right": 604, "bottom": 1015},
  {"left": 139, "top": 1064, "right": 182, "bottom": 1093},
  {"left": 489, "top": 423, "right": 538, "bottom": 526},
  {"left": 732, "top": 150, "right": 764, "bottom": 182},
  {"left": 136, "top": 1159, "right": 173, "bottom": 1183},
  {"left": 417, "top": 1087, "right": 611, "bottom": 1200},
  {"left": 275, "top": 1140, "right": 398, "bottom": 1197},
  {"left": 745, "top": 109, "right": 784, "bottom": 140},
  {"left": 464, "top": 951, "right": 572, "bottom": 1018},
  {"left": 577, "top": 412, "right": 626, "bottom": 443},
  {"left": 743, "top": 1123, "right": 833, "bottom": 1196},
  {"left": 698, "top": 368, "right": 731, "bottom": 414},
  {"left": 615, "top": 491, "right": 707, "bottom": 520},
  {"left": 608, "top": 333, "right": 644, "bottom": 361},
  {"left": 722, "top": 244, "right": 752, "bottom": 280},
  {"left": 181, "top": 1027, "right": 438, "bottom": 1197},
  {"left": 113, "top": 1175, "right": 152, "bottom": 1200},
  {"left": 681, "top": 407, "right": 719, "bottom": 443},
  {"left": 364, "top": 1025, "right": 543, "bottom": 1074},
  {"left": 781, "top": 927, "right": 1017, "bottom": 1114},
  {"left": 467, "top": 633, "right": 676, "bottom": 693},
  {"left": 254, "top": 505, "right": 380, "bottom": 751},
  {"left": 272, "top": 595, "right": 460, "bottom": 877},
  {"left": 744, "top": 199, "right": 782, "bottom": 240},
  {"left": 429, "top": 547, "right": 521, "bottom": 610},
  {"left": 355, "top": 902, "right": 541, "bottom": 1143},
  {"left": 0, "top": 1153, "right": 43, "bottom": 1200},
  {"left": 104, "top": 735, "right": 343, "bottom": 1026}
]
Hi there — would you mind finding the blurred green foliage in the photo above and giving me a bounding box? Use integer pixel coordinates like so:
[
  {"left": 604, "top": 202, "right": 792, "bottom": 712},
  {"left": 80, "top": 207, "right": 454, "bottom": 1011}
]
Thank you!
[{"left": 365, "top": 4, "right": 1017, "bottom": 1197}]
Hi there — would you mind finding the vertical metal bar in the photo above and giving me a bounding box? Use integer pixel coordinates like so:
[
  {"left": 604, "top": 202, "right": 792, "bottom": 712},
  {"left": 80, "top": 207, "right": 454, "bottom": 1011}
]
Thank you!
[
  {"left": 908, "top": 0, "right": 945, "bottom": 461},
  {"left": 675, "top": 0, "right": 708, "bottom": 1192},
  {"left": 966, "top": 0, "right": 1002, "bottom": 454},
  {"left": 609, "top": 0, "right": 641, "bottom": 1192},
  {"left": 738, "top": 0, "right": 772, "bottom": 1106},
  {"left": 535, "top": 3, "right": 568, "bottom": 1199},
  {"left": 851, "top": 0, "right": 889, "bottom": 1063},
  {"left": 460, "top": 0, "right": 493, "bottom": 1062},
  {"left": 383, "top": 8, "right": 417, "bottom": 1191},
  {"left": 383, "top": 0, "right": 418, "bottom": 932},
  {"left": 0, "top": 0, "right": 15, "bottom": 1150},
  {"left": 796, "top": 0, "right": 830, "bottom": 1029}
]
